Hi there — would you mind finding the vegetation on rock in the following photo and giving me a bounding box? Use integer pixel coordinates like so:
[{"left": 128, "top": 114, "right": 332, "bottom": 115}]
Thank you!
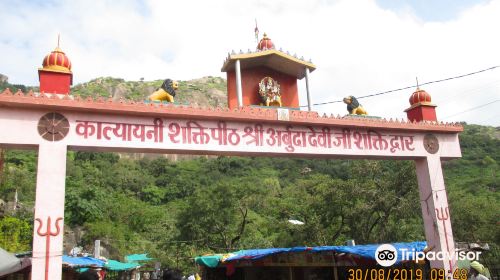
[{"left": 71, "top": 76, "right": 227, "bottom": 108}]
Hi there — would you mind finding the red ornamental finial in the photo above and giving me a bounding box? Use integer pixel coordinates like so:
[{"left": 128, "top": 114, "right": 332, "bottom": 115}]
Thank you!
[
  {"left": 409, "top": 78, "right": 432, "bottom": 105},
  {"left": 257, "top": 33, "right": 275, "bottom": 50},
  {"left": 41, "top": 36, "right": 72, "bottom": 73},
  {"left": 409, "top": 87, "right": 432, "bottom": 105}
]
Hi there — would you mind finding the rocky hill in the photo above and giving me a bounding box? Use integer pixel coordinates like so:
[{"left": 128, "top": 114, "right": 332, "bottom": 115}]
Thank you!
[
  {"left": 0, "top": 74, "right": 35, "bottom": 93},
  {"left": 0, "top": 73, "right": 8, "bottom": 83},
  {"left": 71, "top": 76, "right": 228, "bottom": 108},
  {"left": 1, "top": 74, "right": 228, "bottom": 108}
]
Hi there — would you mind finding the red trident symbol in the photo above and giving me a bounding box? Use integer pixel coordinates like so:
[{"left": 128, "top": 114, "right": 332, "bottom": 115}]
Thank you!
[
  {"left": 435, "top": 207, "right": 449, "bottom": 221},
  {"left": 435, "top": 207, "right": 453, "bottom": 275},
  {"left": 36, "top": 216, "right": 63, "bottom": 280}
]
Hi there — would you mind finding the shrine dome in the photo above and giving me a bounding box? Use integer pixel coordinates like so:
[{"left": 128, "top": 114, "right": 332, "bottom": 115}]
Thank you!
[
  {"left": 409, "top": 88, "right": 432, "bottom": 105},
  {"left": 41, "top": 47, "right": 72, "bottom": 73},
  {"left": 257, "top": 33, "right": 275, "bottom": 50}
]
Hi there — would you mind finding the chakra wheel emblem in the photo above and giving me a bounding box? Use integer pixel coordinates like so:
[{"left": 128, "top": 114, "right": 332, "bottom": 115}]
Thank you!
[
  {"left": 38, "top": 112, "right": 70, "bottom": 141},
  {"left": 423, "top": 134, "right": 439, "bottom": 154}
]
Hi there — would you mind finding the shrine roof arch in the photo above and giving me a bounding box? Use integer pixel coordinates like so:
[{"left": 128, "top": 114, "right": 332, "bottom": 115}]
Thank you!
[{"left": 221, "top": 49, "right": 316, "bottom": 79}]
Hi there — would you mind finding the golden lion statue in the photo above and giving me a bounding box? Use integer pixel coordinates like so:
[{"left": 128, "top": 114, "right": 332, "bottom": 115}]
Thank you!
[
  {"left": 343, "top": 95, "right": 367, "bottom": 115},
  {"left": 148, "top": 79, "right": 178, "bottom": 103},
  {"left": 259, "top": 77, "right": 282, "bottom": 107}
]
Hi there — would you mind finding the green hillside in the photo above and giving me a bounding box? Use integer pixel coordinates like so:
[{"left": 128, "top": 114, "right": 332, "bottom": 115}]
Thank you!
[
  {"left": 0, "top": 74, "right": 38, "bottom": 93},
  {"left": 0, "top": 74, "right": 227, "bottom": 108},
  {"left": 0, "top": 76, "right": 498, "bottom": 273},
  {"left": 71, "top": 76, "right": 227, "bottom": 108}
]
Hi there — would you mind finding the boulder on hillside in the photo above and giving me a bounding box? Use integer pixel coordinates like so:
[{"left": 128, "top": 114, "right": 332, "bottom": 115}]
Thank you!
[{"left": 0, "top": 74, "right": 8, "bottom": 83}]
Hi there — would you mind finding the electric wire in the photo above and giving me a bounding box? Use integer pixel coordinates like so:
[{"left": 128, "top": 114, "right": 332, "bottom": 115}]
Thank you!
[
  {"left": 442, "top": 100, "right": 500, "bottom": 119},
  {"left": 433, "top": 79, "right": 500, "bottom": 105},
  {"left": 302, "top": 65, "right": 500, "bottom": 107},
  {"left": 102, "top": 238, "right": 205, "bottom": 244}
]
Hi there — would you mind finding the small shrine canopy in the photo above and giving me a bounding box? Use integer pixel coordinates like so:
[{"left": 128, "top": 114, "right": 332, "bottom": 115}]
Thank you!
[
  {"left": 221, "top": 49, "right": 316, "bottom": 79},
  {"left": 195, "top": 241, "right": 427, "bottom": 268}
]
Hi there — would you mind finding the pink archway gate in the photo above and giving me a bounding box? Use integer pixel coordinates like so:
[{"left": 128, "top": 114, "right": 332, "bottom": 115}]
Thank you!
[{"left": 0, "top": 90, "right": 462, "bottom": 280}]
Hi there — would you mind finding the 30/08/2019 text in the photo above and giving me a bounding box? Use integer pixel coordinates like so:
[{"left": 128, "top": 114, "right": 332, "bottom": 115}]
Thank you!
[{"left": 347, "top": 268, "right": 468, "bottom": 280}]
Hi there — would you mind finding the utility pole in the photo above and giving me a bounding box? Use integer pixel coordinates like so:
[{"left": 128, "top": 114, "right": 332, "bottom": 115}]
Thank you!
[
  {"left": 0, "top": 148, "right": 4, "bottom": 183},
  {"left": 94, "top": 240, "right": 101, "bottom": 259}
]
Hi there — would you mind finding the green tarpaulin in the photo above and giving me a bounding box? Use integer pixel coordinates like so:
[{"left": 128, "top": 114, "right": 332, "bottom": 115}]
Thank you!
[
  {"left": 105, "top": 260, "right": 140, "bottom": 271},
  {"left": 125, "top": 254, "right": 153, "bottom": 262},
  {"left": 195, "top": 255, "right": 223, "bottom": 268}
]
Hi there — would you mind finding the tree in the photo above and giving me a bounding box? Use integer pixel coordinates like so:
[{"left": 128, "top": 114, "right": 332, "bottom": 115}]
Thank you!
[
  {"left": 65, "top": 184, "right": 106, "bottom": 225},
  {"left": 343, "top": 160, "right": 422, "bottom": 243},
  {"left": 177, "top": 182, "right": 251, "bottom": 251},
  {"left": 0, "top": 216, "right": 32, "bottom": 252},
  {"left": 449, "top": 189, "right": 500, "bottom": 243}
]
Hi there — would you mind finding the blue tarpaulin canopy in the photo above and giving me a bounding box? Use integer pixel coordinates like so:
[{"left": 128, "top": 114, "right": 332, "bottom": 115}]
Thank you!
[
  {"left": 302, "top": 241, "right": 426, "bottom": 262},
  {"left": 62, "top": 256, "right": 106, "bottom": 268},
  {"left": 196, "top": 241, "right": 427, "bottom": 268}
]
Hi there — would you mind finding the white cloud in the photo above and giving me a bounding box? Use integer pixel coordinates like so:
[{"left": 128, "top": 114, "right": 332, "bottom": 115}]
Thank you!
[{"left": 0, "top": 0, "right": 498, "bottom": 125}]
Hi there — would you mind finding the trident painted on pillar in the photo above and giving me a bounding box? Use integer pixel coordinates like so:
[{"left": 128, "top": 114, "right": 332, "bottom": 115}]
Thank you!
[
  {"left": 435, "top": 207, "right": 453, "bottom": 273},
  {"left": 36, "top": 216, "right": 63, "bottom": 280}
]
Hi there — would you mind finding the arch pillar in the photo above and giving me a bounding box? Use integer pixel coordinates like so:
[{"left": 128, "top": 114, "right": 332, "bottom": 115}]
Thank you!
[
  {"left": 416, "top": 155, "right": 456, "bottom": 276},
  {"left": 32, "top": 143, "right": 67, "bottom": 280}
]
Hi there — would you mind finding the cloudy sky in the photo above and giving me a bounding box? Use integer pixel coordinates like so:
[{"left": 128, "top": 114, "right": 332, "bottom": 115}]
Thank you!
[{"left": 1, "top": 0, "right": 499, "bottom": 126}]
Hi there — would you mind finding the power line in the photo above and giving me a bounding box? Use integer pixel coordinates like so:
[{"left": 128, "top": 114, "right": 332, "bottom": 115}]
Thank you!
[
  {"left": 442, "top": 99, "right": 500, "bottom": 119},
  {"left": 103, "top": 238, "right": 204, "bottom": 244},
  {"left": 304, "top": 65, "right": 500, "bottom": 107},
  {"left": 433, "top": 79, "right": 500, "bottom": 104}
]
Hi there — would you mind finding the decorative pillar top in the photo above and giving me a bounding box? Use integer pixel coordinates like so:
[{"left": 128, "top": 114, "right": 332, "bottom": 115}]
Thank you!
[
  {"left": 40, "top": 38, "right": 72, "bottom": 74},
  {"left": 409, "top": 88, "right": 434, "bottom": 107},
  {"left": 405, "top": 87, "right": 438, "bottom": 122},
  {"left": 257, "top": 33, "right": 275, "bottom": 51},
  {"left": 38, "top": 36, "right": 73, "bottom": 94}
]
